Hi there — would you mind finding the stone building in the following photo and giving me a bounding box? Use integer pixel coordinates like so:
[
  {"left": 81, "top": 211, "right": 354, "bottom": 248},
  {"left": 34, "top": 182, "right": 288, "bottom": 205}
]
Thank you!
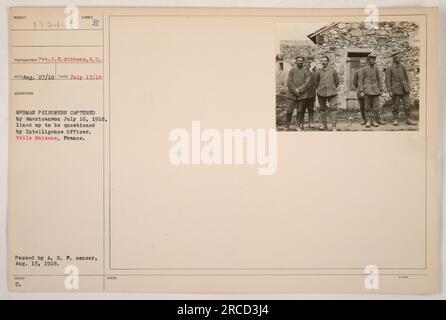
[
  {"left": 277, "top": 21, "right": 420, "bottom": 110},
  {"left": 307, "top": 21, "right": 420, "bottom": 109}
]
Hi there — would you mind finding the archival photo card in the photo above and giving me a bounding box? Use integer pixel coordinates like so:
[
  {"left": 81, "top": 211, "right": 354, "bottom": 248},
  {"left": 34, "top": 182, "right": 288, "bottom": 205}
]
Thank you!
[{"left": 276, "top": 21, "right": 421, "bottom": 132}]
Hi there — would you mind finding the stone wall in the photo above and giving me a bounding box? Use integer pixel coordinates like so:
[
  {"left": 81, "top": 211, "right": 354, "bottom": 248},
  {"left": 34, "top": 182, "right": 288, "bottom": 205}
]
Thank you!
[
  {"left": 280, "top": 42, "right": 316, "bottom": 63},
  {"left": 313, "top": 21, "right": 420, "bottom": 109}
]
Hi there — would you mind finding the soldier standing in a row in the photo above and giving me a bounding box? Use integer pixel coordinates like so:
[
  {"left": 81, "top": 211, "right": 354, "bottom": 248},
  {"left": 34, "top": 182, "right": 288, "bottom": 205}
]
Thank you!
[
  {"left": 352, "top": 58, "right": 367, "bottom": 125},
  {"left": 304, "top": 59, "right": 317, "bottom": 129},
  {"left": 358, "top": 54, "right": 386, "bottom": 128},
  {"left": 285, "top": 56, "right": 310, "bottom": 131},
  {"left": 385, "top": 52, "right": 417, "bottom": 126},
  {"left": 284, "top": 52, "right": 417, "bottom": 131},
  {"left": 314, "top": 56, "right": 340, "bottom": 131}
]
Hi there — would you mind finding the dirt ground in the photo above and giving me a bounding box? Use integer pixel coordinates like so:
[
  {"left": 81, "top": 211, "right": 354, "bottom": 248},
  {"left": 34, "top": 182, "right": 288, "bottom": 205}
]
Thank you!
[{"left": 276, "top": 98, "right": 420, "bottom": 132}]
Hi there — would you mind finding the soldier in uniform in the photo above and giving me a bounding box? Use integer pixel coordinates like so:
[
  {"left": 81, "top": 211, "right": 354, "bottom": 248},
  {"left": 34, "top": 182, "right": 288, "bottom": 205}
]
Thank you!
[
  {"left": 285, "top": 56, "right": 310, "bottom": 131},
  {"left": 385, "top": 52, "right": 417, "bottom": 126},
  {"left": 304, "top": 58, "right": 316, "bottom": 129},
  {"left": 314, "top": 56, "right": 339, "bottom": 131},
  {"left": 358, "top": 54, "right": 383, "bottom": 128},
  {"left": 352, "top": 58, "right": 367, "bottom": 125}
]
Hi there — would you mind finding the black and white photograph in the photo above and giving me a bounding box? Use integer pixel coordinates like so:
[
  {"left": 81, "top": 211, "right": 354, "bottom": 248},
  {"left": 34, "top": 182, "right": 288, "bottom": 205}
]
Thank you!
[{"left": 276, "top": 21, "right": 420, "bottom": 131}]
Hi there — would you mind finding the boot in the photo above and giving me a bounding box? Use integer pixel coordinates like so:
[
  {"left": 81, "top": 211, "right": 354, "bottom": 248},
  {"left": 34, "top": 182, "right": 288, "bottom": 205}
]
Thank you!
[
  {"left": 405, "top": 109, "right": 417, "bottom": 125},
  {"left": 360, "top": 108, "right": 367, "bottom": 125},
  {"left": 285, "top": 112, "right": 293, "bottom": 131},
  {"left": 331, "top": 111, "right": 338, "bottom": 131},
  {"left": 308, "top": 113, "right": 314, "bottom": 129},
  {"left": 319, "top": 111, "right": 328, "bottom": 130},
  {"left": 296, "top": 113, "right": 304, "bottom": 131},
  {"left": 376, "top": 111, "right": 386, "bottom": 125},
  {"left": 371, "top": 112, "right": 379, "bottom": 127},
  {"left": 393, "top": 114, "right": 399, "bottom": 126},
  {"left": 405, "top": 117, "right": 417, "bottom": 125},
  {"left": 366, "top": 113, "right": 372, "bottom": 128}
]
